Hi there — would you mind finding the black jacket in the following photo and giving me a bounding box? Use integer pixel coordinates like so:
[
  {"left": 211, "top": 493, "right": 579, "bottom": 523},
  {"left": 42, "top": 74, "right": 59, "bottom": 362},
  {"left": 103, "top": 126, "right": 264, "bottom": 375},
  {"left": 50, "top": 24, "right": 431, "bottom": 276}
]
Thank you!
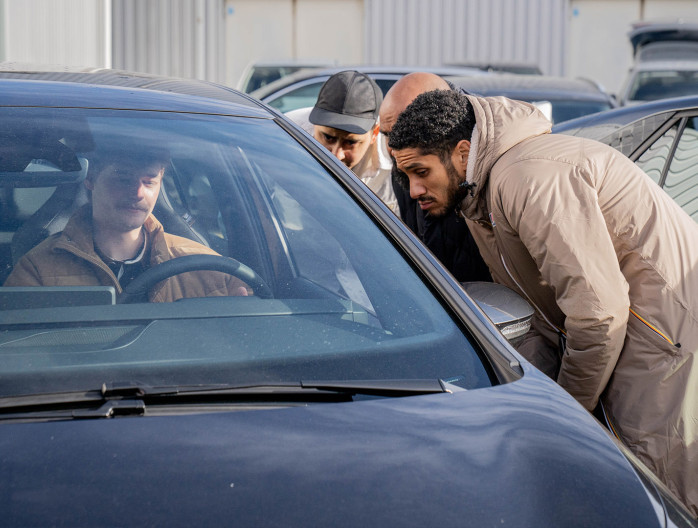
[{"left": 392, "top": 177, "right": 491, "bottom": 283}]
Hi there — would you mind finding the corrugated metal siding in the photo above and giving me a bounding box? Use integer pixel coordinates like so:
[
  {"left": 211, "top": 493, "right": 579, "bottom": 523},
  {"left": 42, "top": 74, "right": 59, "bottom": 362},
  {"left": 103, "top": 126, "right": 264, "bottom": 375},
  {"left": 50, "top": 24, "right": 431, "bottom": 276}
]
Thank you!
[
  {"left": 111, "top": 0, "right": 226, "bottom": 83},
  {"left": 365, "top": 0, "right": 568, "bottom": 76},
  {"left": 2, "top": 0, "right": 108, "bottom": 68}
]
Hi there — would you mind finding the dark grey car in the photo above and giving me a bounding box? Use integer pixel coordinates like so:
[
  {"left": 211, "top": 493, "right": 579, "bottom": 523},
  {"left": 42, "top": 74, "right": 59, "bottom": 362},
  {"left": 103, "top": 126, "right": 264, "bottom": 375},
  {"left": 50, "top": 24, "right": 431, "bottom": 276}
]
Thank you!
[{"left": 449, "top": 73, "right": 617, "bottom": 124}]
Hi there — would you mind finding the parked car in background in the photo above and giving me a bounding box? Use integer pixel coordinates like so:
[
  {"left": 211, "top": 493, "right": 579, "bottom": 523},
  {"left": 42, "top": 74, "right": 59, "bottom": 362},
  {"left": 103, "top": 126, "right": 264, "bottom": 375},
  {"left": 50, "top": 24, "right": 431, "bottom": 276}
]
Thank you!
[
  {"left": 236, "top": 59, "right": 335, "bottom": 93},
  {"left": 249, "top": 65, "right": 488, "bottom": 113},
  {"left": 553, "top": 94, "right": 698, "bottom": 222},
  {"left": 618, "top": 22, "right": 698, "bottom": 106},
  {"left": 449, "top": 73, "right": 618, "bottom": 124},
  {"left": 0, "top": 67, "right": 696, "bottom": 527},
  {"left": 443, "top": 60, "right": 543, "bottom": 75}
]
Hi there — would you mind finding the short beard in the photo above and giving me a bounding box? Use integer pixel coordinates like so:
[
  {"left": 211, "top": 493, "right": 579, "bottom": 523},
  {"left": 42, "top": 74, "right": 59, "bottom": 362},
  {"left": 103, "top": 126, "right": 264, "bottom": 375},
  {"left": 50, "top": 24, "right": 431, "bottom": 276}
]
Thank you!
[{"left": 428, "top": 156, "right": 464, "bottom": 217}]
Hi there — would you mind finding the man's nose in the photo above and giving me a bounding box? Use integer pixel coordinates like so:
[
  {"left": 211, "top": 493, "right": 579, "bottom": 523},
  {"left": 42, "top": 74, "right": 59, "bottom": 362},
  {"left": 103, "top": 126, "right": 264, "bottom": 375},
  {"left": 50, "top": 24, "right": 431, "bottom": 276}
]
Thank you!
[
  {"left": 331, "top": 145, "right": 346, "bottom": 161},
  {"left": 128, "top": 181, "right": 147, "bottom": 199},
  {"left": 409, "top": 179, "right": 425, "bottom": 199}
]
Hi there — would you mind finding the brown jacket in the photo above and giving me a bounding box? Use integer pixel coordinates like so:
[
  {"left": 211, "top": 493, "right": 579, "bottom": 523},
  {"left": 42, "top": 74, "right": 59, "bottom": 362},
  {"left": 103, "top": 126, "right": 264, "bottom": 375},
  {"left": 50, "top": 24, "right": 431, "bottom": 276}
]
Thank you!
[
  {"left": 460, "top": 95, "right": 698, "bottom": 515},
  {"left": 5, "top": 205, "right": 249, "bottom": 301}
]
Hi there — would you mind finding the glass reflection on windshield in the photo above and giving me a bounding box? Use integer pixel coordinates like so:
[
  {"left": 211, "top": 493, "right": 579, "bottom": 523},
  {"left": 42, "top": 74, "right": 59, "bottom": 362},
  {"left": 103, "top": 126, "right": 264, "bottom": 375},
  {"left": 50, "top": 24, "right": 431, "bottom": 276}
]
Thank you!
[{"left": 0, "top": 107, "right": 492, "bottom": 398}]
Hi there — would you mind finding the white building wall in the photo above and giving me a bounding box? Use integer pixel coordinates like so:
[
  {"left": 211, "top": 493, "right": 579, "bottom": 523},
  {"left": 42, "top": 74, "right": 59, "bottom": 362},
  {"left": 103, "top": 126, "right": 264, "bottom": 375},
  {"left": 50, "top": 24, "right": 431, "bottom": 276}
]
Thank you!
[
  {"left": 225, "top": 0, "right": 363, "bottom": 87},
  {"left": 365, "top": 0, "right": 569, "bottom": 76},
  {"left": 1, "top": 0, "right": 109, "bottom": 68},
  {"left": 1, "top": 0, "right": 697, "bottom": 93}
]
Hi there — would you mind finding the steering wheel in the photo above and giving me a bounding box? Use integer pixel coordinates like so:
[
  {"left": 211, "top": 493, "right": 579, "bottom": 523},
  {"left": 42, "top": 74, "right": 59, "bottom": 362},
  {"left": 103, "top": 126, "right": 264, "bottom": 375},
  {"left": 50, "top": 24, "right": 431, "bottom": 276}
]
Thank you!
[{"left": 117, "top": 254, "right": 273, "bottom": 303}]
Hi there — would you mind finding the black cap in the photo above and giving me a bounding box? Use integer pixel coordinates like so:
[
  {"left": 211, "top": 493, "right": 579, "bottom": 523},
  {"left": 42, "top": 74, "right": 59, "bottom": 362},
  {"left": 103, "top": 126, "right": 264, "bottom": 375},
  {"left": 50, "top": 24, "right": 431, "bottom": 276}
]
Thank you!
[{"left": 309, "top": 71, "right": 383, "bottom": 134}]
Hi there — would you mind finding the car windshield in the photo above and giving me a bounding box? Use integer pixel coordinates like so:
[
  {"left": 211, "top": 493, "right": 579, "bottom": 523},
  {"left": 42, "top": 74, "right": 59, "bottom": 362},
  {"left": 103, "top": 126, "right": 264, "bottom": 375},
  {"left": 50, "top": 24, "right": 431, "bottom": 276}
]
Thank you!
[
  {"left": 265, "top": 77, "right": 398, "bottom": 113},
  {"left": 627, "top": 70, "right": 698, "bottom": 102},
  {"left": 0, "top": 106, "right": 492, "bottom": 398}
]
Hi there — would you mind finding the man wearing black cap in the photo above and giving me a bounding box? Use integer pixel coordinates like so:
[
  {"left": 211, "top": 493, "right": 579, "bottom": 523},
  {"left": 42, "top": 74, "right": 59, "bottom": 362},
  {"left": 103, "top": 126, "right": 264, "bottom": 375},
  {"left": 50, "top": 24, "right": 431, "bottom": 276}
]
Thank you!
[{"left": 286, "top": 70, "right": 398, "bottom": 214}]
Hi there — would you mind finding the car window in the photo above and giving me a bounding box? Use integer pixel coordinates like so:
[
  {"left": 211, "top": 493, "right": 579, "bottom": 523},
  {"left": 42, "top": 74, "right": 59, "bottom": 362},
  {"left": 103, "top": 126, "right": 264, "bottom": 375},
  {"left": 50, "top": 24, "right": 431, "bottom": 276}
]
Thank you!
[
  {"left": 265, "top": 76, "right": 399, "bottom": 114},
  {"left": 663, "top": 117, "right": 698, "bottom": 221},
  {"left": 636, "top": 124, "right": 677, "bottom": 184},
  {"left": 548, "top": 100, "right": 613, "bottom": 124},
  {"left": 628, "top": 70, "right": 698, "bottom": 102},
  {"left": 266, "top": 81, "right": 324, "bottom": 113},
  {"left": 0, "top": 106, "right": 492, "bottom": 398},
  {"left": 242, "top": 66, "right": 310, "bottom": 93}
]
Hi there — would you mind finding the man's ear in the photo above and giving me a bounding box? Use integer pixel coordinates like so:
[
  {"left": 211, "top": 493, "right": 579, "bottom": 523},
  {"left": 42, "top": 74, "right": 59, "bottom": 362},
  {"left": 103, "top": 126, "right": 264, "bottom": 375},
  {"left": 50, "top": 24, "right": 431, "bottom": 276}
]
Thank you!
[
  {"left": 453, "top": 139, "right": 471, "bottom": 172},
  {"left": 369, "top": 123, "right": 380, "bottom": 144},
  {"left": 84, "top": 176, "right": 94, "bottom": 191}
]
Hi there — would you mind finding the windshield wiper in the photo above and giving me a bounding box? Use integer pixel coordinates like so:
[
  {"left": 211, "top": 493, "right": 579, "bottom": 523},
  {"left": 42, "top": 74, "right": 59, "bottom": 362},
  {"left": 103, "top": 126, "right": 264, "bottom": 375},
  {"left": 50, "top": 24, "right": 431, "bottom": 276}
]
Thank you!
[
  {"left": 0, "top": 379, "right": 461, "bottom": 421},
  {"left": 139, "top": 379, "right": 456, "bottom": 398}
]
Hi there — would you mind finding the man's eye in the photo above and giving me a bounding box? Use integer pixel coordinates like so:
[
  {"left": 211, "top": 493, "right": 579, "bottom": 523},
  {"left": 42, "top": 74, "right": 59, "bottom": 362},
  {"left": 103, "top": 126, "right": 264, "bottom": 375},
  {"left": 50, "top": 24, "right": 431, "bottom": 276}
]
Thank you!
[{"left": 322, "top": 134, "right": 336, "bottom": 143}]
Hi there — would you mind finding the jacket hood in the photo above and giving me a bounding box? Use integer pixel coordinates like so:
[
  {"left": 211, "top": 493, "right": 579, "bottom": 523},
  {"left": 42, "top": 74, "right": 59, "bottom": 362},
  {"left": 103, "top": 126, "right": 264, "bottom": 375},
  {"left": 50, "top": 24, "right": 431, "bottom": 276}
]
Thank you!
[{"left": 459, "top": 95, "right": 551, "bottom": 219}]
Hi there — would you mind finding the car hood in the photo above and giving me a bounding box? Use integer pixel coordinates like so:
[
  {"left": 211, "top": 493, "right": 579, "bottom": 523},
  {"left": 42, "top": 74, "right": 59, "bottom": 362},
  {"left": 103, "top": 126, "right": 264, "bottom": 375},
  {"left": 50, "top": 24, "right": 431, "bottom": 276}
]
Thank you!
[{"left": 0, "top": 370, "right": 662, "bottom": 527}]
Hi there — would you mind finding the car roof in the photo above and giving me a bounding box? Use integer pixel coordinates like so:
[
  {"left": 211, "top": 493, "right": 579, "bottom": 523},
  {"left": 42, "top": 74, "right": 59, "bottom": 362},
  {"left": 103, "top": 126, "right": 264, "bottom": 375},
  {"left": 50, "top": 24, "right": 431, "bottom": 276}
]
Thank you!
[
  {"left": 552, "top": 94, "right": 698, "bottom": 136},
  {"left": 448, "top": 74, "right": 613, "bottom": 102},
  {"left": 630, "top": 58, "right": 698, "bottom": 71},
  {"left": 442, "top": 61, "right": 543, "bottom": 75},
  {"left": 250, "top": 64, "right": 488, "bottom": 100},
  {"left": 0, "top": 64, "right": 272, "bottom": 118},
  {"left": 629, "top": 22, "right": 698, "bottom": 56}
]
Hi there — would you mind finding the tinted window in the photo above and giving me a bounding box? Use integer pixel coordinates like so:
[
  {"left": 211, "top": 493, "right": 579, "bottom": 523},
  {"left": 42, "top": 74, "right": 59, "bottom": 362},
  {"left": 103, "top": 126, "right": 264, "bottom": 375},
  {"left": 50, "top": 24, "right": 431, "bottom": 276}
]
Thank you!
[
  {"left": 664, "top": 117, "right": 698, "bottom": 220},
  {"left": 548, "top": 100, "right": 613, "bottom": 124},
  {"left": 636, "top": 124, "right": 677, "bottom": 183}
]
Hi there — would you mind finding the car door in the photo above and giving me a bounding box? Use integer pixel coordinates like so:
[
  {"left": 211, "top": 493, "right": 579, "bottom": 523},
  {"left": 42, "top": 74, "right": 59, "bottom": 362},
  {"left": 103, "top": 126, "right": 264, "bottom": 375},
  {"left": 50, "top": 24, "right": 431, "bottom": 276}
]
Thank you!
[{"left": 634, "top": 112, "right": 698, "bottom": 220}]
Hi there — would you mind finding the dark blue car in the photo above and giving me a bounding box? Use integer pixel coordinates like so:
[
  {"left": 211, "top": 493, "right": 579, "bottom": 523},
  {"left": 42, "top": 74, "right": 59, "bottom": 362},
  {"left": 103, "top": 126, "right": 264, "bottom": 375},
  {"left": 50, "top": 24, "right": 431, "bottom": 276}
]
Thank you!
[
  {"left": 0, "top": 69, "right": 695, "bottom": 527},
  {"left": 554, "top": 95, "right": 698, "bottom": 222}
]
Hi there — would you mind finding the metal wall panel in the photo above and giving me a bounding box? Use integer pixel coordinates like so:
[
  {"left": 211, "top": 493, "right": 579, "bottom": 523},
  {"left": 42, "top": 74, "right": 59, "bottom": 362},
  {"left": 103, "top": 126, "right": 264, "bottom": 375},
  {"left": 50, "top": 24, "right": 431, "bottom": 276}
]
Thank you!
[
  {"left": 1, "top": 0, "right": 108, "bottom": 67},
  {"left": 365, "top": 0, "right": 568, "bottom": 76},
  {"left": 111, "top": 0, "right": 226, "bottom": 83}
]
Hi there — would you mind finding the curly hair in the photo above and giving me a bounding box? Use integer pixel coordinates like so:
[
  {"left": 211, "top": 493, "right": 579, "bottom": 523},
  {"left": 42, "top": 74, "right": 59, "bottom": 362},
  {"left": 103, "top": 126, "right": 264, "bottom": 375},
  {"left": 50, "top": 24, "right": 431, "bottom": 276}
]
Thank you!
[{"left": 387, "top": 89, "right": 475, "bottom": 164}]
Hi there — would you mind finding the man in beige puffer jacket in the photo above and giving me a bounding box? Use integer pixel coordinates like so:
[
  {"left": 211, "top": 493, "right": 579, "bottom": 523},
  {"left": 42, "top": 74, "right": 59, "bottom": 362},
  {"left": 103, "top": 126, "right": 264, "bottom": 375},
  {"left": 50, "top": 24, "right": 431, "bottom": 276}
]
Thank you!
[{"left": 389, "top": 89, "right": 698, "bottom": 516}]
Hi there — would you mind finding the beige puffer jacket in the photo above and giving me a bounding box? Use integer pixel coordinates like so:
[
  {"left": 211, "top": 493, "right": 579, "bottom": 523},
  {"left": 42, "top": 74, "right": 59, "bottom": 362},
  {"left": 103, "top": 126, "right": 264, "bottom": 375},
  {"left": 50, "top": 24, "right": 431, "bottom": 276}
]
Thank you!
[
  {"left": 5, "top": 205, "right": 249, "bottom": 301},
  {"left": 459, "top": 95, "right": 698, "bottom": 516}
]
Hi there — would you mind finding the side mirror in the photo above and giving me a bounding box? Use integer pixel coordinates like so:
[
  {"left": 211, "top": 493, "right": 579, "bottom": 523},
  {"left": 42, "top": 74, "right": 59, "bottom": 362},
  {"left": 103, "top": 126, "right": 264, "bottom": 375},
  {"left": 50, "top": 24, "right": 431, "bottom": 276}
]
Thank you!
[{"left": 461, "top": 282, "right": 534, "bottom": 347}]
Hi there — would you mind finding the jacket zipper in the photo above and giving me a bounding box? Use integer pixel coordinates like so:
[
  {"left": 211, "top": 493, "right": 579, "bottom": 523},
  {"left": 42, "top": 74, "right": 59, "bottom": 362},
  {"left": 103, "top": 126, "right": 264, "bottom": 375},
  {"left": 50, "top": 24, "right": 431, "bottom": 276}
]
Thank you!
[
  {"left": 500, "top": 255, "right": 680, "bottom": 349},
  {"left": 629, "top": 308, "right": 680, "bottom": 348}
]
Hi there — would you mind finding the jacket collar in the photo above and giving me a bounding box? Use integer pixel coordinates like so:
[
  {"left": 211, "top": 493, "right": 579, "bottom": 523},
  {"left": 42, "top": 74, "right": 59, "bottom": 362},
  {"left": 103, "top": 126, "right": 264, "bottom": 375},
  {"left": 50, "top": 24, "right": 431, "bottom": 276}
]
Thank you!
[
  {"left": 457, "top": 95, "right": 552, "bottom": 220},
  {"left": 58, "top": 204, "right": 165, "bottom": 259}
]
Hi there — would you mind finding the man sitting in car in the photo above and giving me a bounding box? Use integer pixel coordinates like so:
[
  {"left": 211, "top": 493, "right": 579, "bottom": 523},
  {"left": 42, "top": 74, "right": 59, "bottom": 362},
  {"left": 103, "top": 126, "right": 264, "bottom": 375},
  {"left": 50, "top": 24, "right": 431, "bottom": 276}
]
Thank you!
[{"left": 5, "top": 147, "right": 250, "bottom": 302}]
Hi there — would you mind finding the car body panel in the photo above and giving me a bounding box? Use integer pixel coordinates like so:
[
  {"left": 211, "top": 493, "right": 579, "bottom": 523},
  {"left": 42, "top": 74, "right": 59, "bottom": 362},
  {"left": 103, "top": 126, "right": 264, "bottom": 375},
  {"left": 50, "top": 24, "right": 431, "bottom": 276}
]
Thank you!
[
  {"left": 0, "top": 368, "right": 662, "bottom": 527},
  {"left": 0, "top": 66, "right": 267, "bottom": 115},
  {"left": 449, "top": 74, "right": 617, "bottom": 124}
]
